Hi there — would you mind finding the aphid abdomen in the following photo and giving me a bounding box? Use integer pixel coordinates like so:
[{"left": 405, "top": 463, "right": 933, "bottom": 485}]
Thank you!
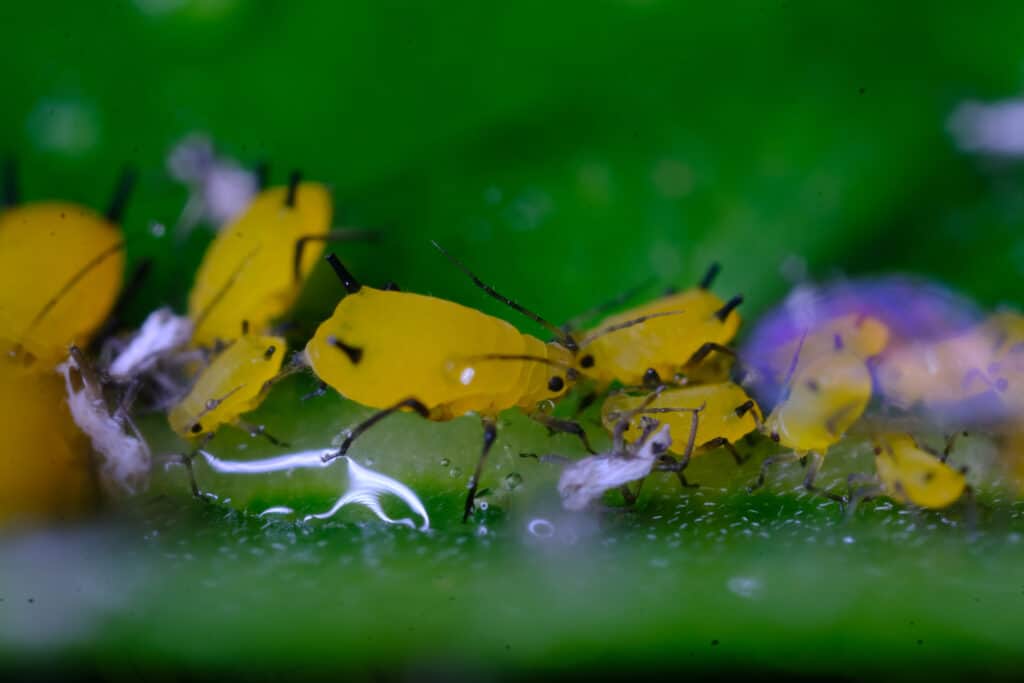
[
  {"left": 306, "top": 288, "right": 526, "bottom": 414},
  {"left": 0, "top": 203, "right": 124, "bottom": 366}
]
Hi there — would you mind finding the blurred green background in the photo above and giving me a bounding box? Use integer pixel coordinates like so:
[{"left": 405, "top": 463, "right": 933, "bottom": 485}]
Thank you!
[
  {"left": 4, "top": 1, "right": 1024, "bottom": 679},
  {"left": 4, "top": 1, "right": 1024, "bottom": 332}
]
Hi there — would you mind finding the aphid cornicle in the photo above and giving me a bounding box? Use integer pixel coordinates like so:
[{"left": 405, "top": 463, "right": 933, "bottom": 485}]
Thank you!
[
  {"left": 847, "top": 433, "right": 970, "bottom": 513},
  {"left": 601, "top": 382, "right": 762, "bottom": 484},
  {"left": 749, "top": 344, "right": 872, "bottom": 504},
  {"left": 0, "top": 162, "right": 134, "bottom": 369},
  {"left": 168, "top": 325, "right": 287, "bottom": 446},
  {"left": 187, "top": 171, "right": 372, "bottom": 347},
  {"left": 575, "top": 262, "right": 744, "bottom": 388},
  {"left": 305, "top": 247, "right": 607, "bottom": 522}
]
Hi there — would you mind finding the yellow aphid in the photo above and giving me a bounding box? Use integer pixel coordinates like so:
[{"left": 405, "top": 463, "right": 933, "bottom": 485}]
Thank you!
[
  {"left": 751, "top": 349, "right": 872, "bottom": 503},
  {"left": 307, "top": 249, "right": 585, "bottom": 521},
  {"left": 577, "top": 263, "right": 743, "bottom": 387},
  {"left": 765, "top": 351, "right": 872, "bottom": 453},
  {"left": 871, "top": 433, "right": 967, "bottom": 509},
  {"left": 168, "top": 331, "right": 287, "bottom": 440},
  {"left": 187, "top": 175, "right": 334, "bottom": 346},
  {"left": 307, "top": 286, "right": 570, "bottom": 419},
  {"left": 766, "top": 314, "right": 889, "bottom": 383},
  {"left": 601, "top": 382, "right": 760, "bottom": 466},
  {"left": 0, "top": 354, "right": 96, "bottom": 526},
  {"left": 0, "top": 203, "right": 125, "bottom": 369}
]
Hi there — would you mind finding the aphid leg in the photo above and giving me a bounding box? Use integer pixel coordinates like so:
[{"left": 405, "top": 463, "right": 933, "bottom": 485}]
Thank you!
[
  {"left": 301, "top": 381, "right": 329, "bottom": 401},
  {"left": 802, "top": 452, "right": 846, "bottom": 506},
  {"left": 292, "top": 230, "right": 380, "bottom": 283},
  {"left": 464, "top": 417, "right": 498, "bottom": 522},
  {"left": 963, "top": 485, "right": 979, "bottom": 536},
  {"left": 168, "top": 433, "right": 215, "bottom": 498},
  {"left": 844, "top": 473, "right": 880, "bottom": 519},
  {"left": 701, "top": 437, "right": 747, "bottom": 465},
  {"left": 941, "top": 432, "right": 964, "bottom": 463},
  {"left": 684, "top": 342, "right": 736, "bottom": 368},
  {"left": 234, "top": 419, "right": 289, "bottom": 448},
  {"left": 620, "top": 478, "right": 645, "bottom": 506},
  {"left": 653, "top": 407, "right": 702, "bottom": 488},
  {"left": 528, "top": 413, "right": 597, "bottom": 454},
  {"left": 748, "top": 451, "right": 801, "bottom": 493},
  {"left": 573, "top": 390, "right": 601, "bottom": 417},
  {"left": 323, "top": 397, "right": 430, "bottom": 462}
]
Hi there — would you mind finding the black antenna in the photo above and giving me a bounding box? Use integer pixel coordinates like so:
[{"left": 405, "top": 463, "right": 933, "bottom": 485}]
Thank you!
[
  {"left": 3, "top": 156, "right": 17, "bottom": 207},
  {"left": 430, "top": 240, "right": 577, "bottom": 352},
  {"left": 714, "top": 294, "right": 743, "bottom": 322},
  {"left": 560, "top": 277, "right": 656, "bottom": 332},
  {"left": 285, "top": 170, "right": 301, "bottom": 208},
  {"left": 325, "top": 253, "right": 361, "bottom": 293},
  {"left": 579, "top": 310, "right": 686, "bottom": 348},
  {"left": 26, "top": 240, "right": 125, "bottom": 334},
  {"left": 698, "top": 262, "right": 721, "bottom": 290},
  {"left": 106, "top": 166, "right": 137, "bottom": 223},
  {"left": 254, "top": 161, "right": 269, "bottom": 190}
]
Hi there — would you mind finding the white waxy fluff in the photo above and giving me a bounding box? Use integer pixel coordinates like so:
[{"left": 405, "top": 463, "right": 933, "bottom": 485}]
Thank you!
[
  {"left": 558, "top": 424, "right": 672, "bottom": 511},
  {"left": 58, "top": 355, "right": 151, "bottom": 496},
  {"left": 167, "top": 133, "right": 258, "bottom": 232},
  {"left": 108, "top": 307, "right": 193, "bottom": 382}
]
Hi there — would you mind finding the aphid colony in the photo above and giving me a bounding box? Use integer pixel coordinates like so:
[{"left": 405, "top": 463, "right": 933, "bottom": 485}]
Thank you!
[{"left": 2, "top": 156, "right": 1021, "bottom": 529}]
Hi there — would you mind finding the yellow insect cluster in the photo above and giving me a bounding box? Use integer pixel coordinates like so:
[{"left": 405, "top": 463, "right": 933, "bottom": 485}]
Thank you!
[{"left": 5, "top": 156, "right": 1024, "bottom": 529}]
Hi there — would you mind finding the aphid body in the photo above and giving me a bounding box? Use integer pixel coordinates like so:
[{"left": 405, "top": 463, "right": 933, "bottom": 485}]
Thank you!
[
  {"left": 168, "top": 332, "right": 286, "bottom": 439},
  {"left": 576, "top": 266, "right": 742, "bottom": 387},
  {"left": 601, "top": 382, "right": 760, "bottom": 460},
  {"left": 0, "top": 202, "right": 124, "bottom": 368},
  {"left": 871, "top": 433, "right": 967, "bottom": 509},
  {"left": 187, "top": 179, "right": 332, "bottom": 346}
]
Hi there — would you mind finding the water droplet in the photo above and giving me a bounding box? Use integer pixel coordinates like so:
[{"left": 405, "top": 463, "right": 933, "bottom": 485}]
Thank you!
[
  {"left": 449, "top": 467, "right": 463, "bottom": 479},
  {"left": 504, "top": 472, "right": 523, "bottom": 490},
  {"left": 842, "top": 535, "right": 855, "bottom": 545},
  {"left": 440, "top": 458, "right": 451, "bottom": 467},
  {"left": 478, "top": 500, "right": 489, "bottom": 511}
]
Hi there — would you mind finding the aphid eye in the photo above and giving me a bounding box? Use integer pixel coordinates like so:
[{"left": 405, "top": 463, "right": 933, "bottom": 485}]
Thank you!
[
  {"left": 547, "top": 376, "right": 565, "bottom": 392},
  {"left": 264, "top": 345, "right": 276, "bottom": 360},
  {"left": 580, "top": 354, "right": 595, "bottom": 369},
  {"left": 923, "top": 471, "right": 936, "bottom": 483},
  {"left": 770, "top": 431, "right": 780, "bottom": 443},
  {"left": 190, "top": 423, "right": 203, "bottom": 434},
  {"left": 873, "top": 446, "right": 883, "bottom": 455},
  {"left": 643, "top": 368, "right": 660, "bottom": 385}
]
